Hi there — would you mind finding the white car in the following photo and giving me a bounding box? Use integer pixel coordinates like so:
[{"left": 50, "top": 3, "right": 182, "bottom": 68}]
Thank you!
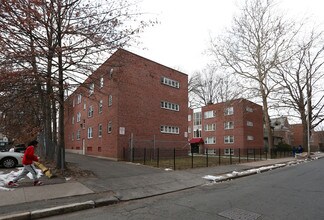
[{"left": 0, "top": 151, "right": 23, "bottom": 168}]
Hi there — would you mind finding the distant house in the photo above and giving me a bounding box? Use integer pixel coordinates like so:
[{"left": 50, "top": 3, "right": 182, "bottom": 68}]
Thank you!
[
  {"left": 188, "top": 99, "right": 264, "bottom": 156},
  {"left": 290, "top": 124, "right": 322, "bottom": 151},
  {"left": 64, "top": 49, "right": 188, "bottom": 160},
  {"left": 0, "top": 133, "right": 9, "bottom": 148},
  {"left": 270, "top": 117, "right": 292, "bottom": 145}
]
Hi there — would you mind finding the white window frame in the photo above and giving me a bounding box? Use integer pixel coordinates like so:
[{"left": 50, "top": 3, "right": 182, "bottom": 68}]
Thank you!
[
  {"left": 225, "top": 106, "right": 234, "bottom": 115},
  {"left": 160, "top": 125, "right": 180, "bottom": 134},
  {"left": 76, "top": 112, "right": 81, "bottom": 122},
  {"left": 224, "top": 121, "right": 234, "bottom": 130},
  {"left": 205, "top": 137, "right": 216, "bottom": 144},
  {"left": 108, "top": 121, "right": 112, "bottom": 133},
  {"left": 108, "top": 95, "right": 112, "bottom": 106},
  {"left": 99, "top": 100, "right": 103, "bottom": 114},
  {"left": 161, "top": 101, "right": 179, "bottom": 111},
  {"left": 100, "top": 76, "right": 104, "bottom": 88},
  {"left": 161, "top": 77, "right": 180, "bottom": 88},
  {"left": 87, "top": 127, "right": 93, "bottom": 139},
  {"left": 204, "top": 110, "right": 216, "bottom": 119},
  {"left": 88, "top": 106, "right": 94, "bottom": 118},
  {"left": 76, "top": 130, "right": 81, "bottom": 140},
  {"left": 98, "top": 124, "right": 102, "bottom": 137},
  {"left": 188, "top": 115, "right": 192, "bottom": 121},
  {"left": 224, "top": 148, "right": 234, "bottom": 155},
  {"left": 77, "top": 94, "right": 82, "bottom": 104},
  {"left": 188, "top": 126, "right": 192, "bottom": 133},
  {"left": 247, "top": 135, "right": 254, "bottom": 140},
  {"left": 246, "top": 107, "right": 253, "bottom": 112},
  {"left": 224, "top": 135, "right": 234, "bottom": 144},
  {"left": 247, "top": 121, "right": 254, "bottom": 127},
  {"left": 72, "top": 116, "right": 75, "bottom": 124},
  {"left": 89, "top": 83, "right": 94, "bottom": 95},
  {"left": 204, "top": 124, "right": 216, "bottom": 131}
]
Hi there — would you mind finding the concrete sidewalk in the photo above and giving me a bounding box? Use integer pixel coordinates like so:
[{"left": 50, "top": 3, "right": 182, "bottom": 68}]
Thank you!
[{"left": 0, "top": 152, "right": 322, "bottom": 220}]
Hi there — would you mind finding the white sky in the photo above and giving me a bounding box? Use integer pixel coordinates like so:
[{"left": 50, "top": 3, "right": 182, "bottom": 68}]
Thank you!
[{"left": 127, "top": 0, "right": 324, "bottom": 76}]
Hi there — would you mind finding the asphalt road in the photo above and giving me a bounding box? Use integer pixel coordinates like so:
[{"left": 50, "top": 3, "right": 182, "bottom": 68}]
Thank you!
[{"left": 45, "top": 158, "right": 324, "bottom": 220}]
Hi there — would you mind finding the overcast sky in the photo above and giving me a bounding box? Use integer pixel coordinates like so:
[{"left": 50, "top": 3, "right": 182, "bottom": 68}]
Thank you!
[{"left": 127, "top": 0, "right": 324, "bottom": 76}]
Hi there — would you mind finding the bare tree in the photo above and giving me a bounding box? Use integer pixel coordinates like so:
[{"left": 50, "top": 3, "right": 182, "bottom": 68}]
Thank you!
[
  {"left": 273, "top": 30, "right": 324, "bottom": 154},
  {"left": 189, "top": 66, "right": 243, "bottom": 108},
  {"left": 0, "top": 0, "right": 152, "bottom": 168},
  {"left": 209, "top": 0, "right": 296, "bottom": 153}
]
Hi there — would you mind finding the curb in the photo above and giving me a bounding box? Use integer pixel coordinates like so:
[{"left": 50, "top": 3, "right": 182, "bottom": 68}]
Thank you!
[{"left": 0, "top": 197, "right": 119, "bottom": 220}]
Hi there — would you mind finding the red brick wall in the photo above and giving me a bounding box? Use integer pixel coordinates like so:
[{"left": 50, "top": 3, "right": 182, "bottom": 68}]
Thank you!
[{"left": 64, "top": 49, "right": 188, "bottom": 160}]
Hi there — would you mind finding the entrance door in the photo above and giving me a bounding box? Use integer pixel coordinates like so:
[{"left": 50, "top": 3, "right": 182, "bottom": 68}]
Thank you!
[{"left": 191, "top": 143, "right": 199, "bottom": 154}]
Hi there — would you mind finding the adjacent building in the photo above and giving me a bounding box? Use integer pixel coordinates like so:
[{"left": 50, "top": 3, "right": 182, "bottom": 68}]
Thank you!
[
  {"left": 64, "top": 49, "right": 188, "bottom": 160},
  {"left": 188, "top": 99, "right": 264, "bottom": 155}
]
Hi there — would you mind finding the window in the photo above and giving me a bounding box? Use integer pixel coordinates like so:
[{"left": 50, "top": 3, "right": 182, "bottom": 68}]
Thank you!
[
  {"left": 108, "top": 121, "right": 112, "bottom": 133},
  {"left": 109, "top": 68, "right": 113, "bottom": 79},
  {"left": 204, "top": 110, "right": 215, "bottom": 119},
  {"left": 76, "top": 130, "right": 81, "bottom": 140},
  {"left": 98, "top": 124, "right": 102, "bottom": 137},
  {"left": 83, "top": 102, "right": 86, "bottom": 110},
  {"left": 188, "top": 115, "right": 192, "bottom": 121},
  {"left": 161, "top": 101, "right": 179, "bottom": 111},
  {"left": 205, "top": 137, "right": 216, "bottom": 144},
  {"left": 88, "top": 106, "right": 94, "bottom": 118},
  {"left": 225, "top": 107, "right": 234, "bottom": 115},
  {"left": 161, "top": 77, "right": 180, "bottom": 88},
  {"left": 224, "top": 136, "right": 234, "bottom": 144},
  {"left": 77, "top": 94, "right": 82, "bottom": 104},
  {"left": 99, "top": 100, "right": 103, "bottom": 114},
  {"left": 193, "top": 129, "right": 201, "bottom": 138},
  {"left": 108, "top": 95, "right": 112, "bottom": 106},
  {"left": 246, "top": 107, "right": 253, "bottom": 112},
  {"left": 204, "top": 124, "right": 216, "bottom": 131},
  {"left": 71, "top": 133, "right": 74, "bottom": 141},
  {"left": 160, "top": 125, "right": 179, "bottom": 134},
  {"left": 72, "top": 99, "right": 75, "bottom": 107},
  {"left": 224, "top": 121, "right": 234, "bottom": 129},
  {"left": 247, "top": 135, "right": 254, "bottom": 140},
  {"left": 76, "top": 112, "right": 81, "bottom": 122},
  {"left": 72, "top": 116, "right": 75, "bottom": 124},
  {"left": 247, "top": 121, "right": 254, "bottom": 127},
  {"left": 100, "top": 76, "right": 104, "bottom": 88},
  {"left": 87, "top": 127, "right": 93, "bottom": 139},
  {"left": 188, "top": 126, "right": 192, "bottom": 133},
  {"left": 224, "top": 148, "right": 234, "bottom": 155},
  {"left": 89, "top": 83, "right": 94, "bottom": 95}
]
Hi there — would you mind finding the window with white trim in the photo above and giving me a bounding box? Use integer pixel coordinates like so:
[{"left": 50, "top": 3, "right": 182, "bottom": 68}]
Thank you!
[
  {"left": 247, "top": 121, "right": 253, "bottom": 127},
  {"left": 224, "top": 135, "right": 234, "bottom": 144},
  {"left": 72, "top": 99, "right": 75, "bottom": 107},
  {"left": 160, "top": 125, "right": 179, "bottom": 134},
  {"left": 161, "top": 77, "right": 180, "bottom": 88},
  {"left": 89, "top": 83, "right": 94, "bottom": 95},
  {"left": 99, "top": 100, "right": 103, "bottom": 114},
  {"left": 188, "top": 115, "right": 192, "bottom": 121},
  {"left": 246, "top": 107, "right": 253, "bottom": 112},
  {"left": 224, "top": 148, "right": 234, "bottom": 155},
  {"left": 108, "top": 95, "right": 112, "bottom": 106},
  {"left": 77, "top": 94, "right": 82, "bottom": 104},
  {"left": 88, "top": 106, "right": 94, "bottom": 118},
  {"left": 205, "top": 137, "right": 216, "bottom": 144},
  {"left": 107, "top": 121, "right": 112, "bottom": 133},
  {"left": 100, "top": 76, "right": 104, "bottom": 88},
  {"left": 98, "top": 124, "right": 102, "bottom": 137},
  {"left": 87, "top": 127, "right": 93, "bottom": 139},
  {"left": 224, "top": 121, "right": 234, "bottom": 129},
  {"left": 76, "top": 130, "right": 81, "bottom": 140},
  {"left": 161, "top": 101, "right": 179, "bottom": 111},
  {"left": 247, "top": 135, "right": 254, "bottom": 140},
  {"left": 204, "top": 110, "right": 216, "bottom": 119},
  {"left": 71, "top": 132, "right": 74, "bottom": 141},
  {"left": 224, "top": 106, "right": 234, "bottom": 115},
  {"left": 72, "top": 116, "right": 75, "bottom": 124},
  {"left": 188, "top": 126, "right": 192, "bottom": 133},
  {"left": 204, "top": 124, "right": 216, "bottom": 131},
  {"left": 76, "top": 112, "right": 81, "bottom": 122}
]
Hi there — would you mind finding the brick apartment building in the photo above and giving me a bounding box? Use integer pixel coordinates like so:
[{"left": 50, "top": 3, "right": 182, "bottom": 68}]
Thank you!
[
  {"left": 188, "top": 99, "right": 264, "bottom": 155},
  {"left": 64, "top": 49, "right": 188, "bottom": 160}
]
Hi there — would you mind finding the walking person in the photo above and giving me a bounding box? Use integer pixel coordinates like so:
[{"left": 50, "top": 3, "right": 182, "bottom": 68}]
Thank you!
[{"left": 7, "top": 140, "right": 43, "bottom": 187}]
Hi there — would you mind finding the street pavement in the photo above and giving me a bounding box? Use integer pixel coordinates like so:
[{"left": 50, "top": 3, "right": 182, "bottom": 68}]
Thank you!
[{"left": 0, "top": 152, "right": 322, "bottom": 220}]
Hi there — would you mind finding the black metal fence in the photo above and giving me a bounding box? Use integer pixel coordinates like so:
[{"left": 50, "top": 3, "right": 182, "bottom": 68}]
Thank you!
[{"left": 122, "top": 147, "right": 293, "bottom": 170}]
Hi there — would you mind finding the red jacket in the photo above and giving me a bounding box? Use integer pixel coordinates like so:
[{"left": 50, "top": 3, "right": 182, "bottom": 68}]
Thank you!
[{"left": 22, "top": 145, "right": 39, "bottom": 165}]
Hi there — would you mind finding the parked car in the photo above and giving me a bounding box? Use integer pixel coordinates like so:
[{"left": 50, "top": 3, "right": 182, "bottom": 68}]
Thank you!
[
  {"left": 13, "top": 144, "right": 26, "bottom": 153},
  {"left": 0, "top": 151, "right": 23, "bottom": 168}
]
